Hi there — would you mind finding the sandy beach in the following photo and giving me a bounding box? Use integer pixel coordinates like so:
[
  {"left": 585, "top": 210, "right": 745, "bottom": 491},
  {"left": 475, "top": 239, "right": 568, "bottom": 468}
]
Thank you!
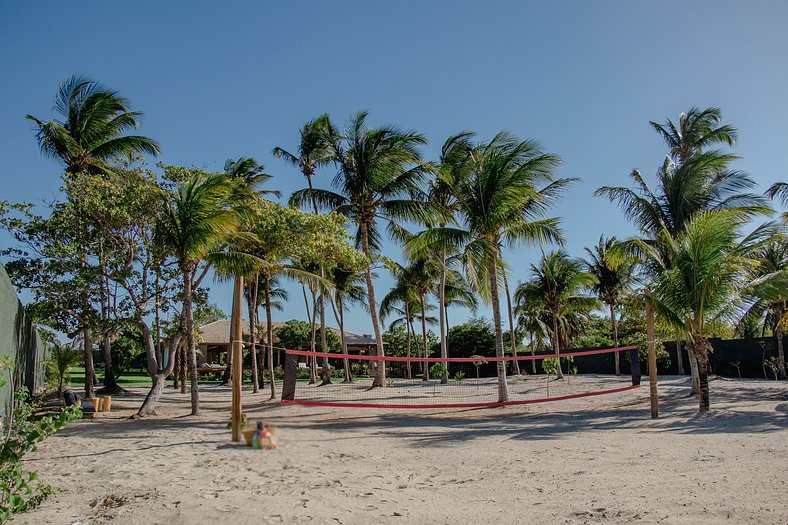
[{"left": 17, "top": 376, "right": 788, "bottom": 525}]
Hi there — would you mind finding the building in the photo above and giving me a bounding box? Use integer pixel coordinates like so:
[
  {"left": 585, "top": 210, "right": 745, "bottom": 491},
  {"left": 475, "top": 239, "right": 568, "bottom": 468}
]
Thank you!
[{"left": 196, "top": 320, "right": 381, "bottom": 367}]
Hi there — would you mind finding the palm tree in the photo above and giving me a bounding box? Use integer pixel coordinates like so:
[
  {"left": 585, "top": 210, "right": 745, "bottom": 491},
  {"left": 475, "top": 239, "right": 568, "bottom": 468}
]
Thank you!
[
  {"left": 740, "top": 239, "right": 788, "bottom": 379},
  {"left": 654, "top": 210, "right": 768, "bottom": 411},
  {"left": 27, "top": 75, "right": 160, "bottom": 176},
  {"left": 515, "top": 251, "right": 598, "bottom": 380},
  {"left": 596, "top": 107, "right": 770, "bottom": 392},
  {"left": 28, "top": 75, "right": 160, "bottom": 399},
  {"left": 289, "top": 111, "right": 437, "bottom": 387},
  {"left": 381, "top": 265, "right": 421, "bottom": 380},
  {"left": 429, "top": 132, "right": 474, "bottom": 382},
  {"left": 514, "top": 287, "right": 549, "bottom": 374},
  {"left": 649, "top": 106, "right": 736, "bottom": 163},
  {"left": 156, "top": 172, "right": 245, "bottom": 415},
  {"left": 413, "top": 132, "right": 569, "bottom": 401},
  {"left": 328, "top": 267, "right": 367, "bottom": 382},
  {"left": 403, "top": 257, "right": 441, "bottom": 380},
  {"left": 583, "top": 236, "right": 636, "bottom": 375},
  {"left": 766, "top": 182, "right": 788, "bottom": 222}
]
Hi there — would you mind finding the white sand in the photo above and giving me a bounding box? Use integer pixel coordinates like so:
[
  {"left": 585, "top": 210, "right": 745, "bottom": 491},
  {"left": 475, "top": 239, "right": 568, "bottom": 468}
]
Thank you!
[{"left": 16, "top": 376, "right": 788, "bottom": 524}]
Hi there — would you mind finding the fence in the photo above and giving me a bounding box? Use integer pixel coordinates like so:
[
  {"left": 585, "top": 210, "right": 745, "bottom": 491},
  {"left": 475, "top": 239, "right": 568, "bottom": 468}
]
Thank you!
[{"left": 0, "top": 264, "right": 49, "bottom": 422}]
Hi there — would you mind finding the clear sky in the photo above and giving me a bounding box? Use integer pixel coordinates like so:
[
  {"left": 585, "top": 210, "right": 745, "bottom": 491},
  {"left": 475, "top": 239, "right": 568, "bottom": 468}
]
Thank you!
[{"left": 1, "top": 1, "right": 787, "bottom": 336}]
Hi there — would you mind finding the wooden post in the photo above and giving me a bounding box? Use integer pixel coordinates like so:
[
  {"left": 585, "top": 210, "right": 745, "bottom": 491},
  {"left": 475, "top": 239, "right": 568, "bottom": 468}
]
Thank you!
[
  {"left": 645, "top": 289, "right": 658, "bottom": 418},
  {"left": 231, "top": 276, "right": 244, "bottom": 442}
]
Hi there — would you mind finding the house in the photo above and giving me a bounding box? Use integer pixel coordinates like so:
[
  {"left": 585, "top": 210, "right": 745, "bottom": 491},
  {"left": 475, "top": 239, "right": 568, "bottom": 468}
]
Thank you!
[{"left": 196, "top": 319, "right": 382, "bottom": 366}]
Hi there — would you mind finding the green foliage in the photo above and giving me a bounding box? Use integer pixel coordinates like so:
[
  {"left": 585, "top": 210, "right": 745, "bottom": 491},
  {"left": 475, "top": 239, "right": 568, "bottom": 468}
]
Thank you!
[
  {"left": 429, "top": 362, "right": 448, "bottom": 380},
  {"left": 110, "top": 327, "right": 146, "bottom": 378},
  {"left": 541, "top": 358, "right": 560, "bottom": 376},
  {"left": 0, "top": 387, "right": 81, "bottom": 523},
  {"left": 275, "top": 320, "right": 341, "bottom": 353},
  {"left": 453, "top": 371, "right": 466, "bottom": 382},
  {"left": 45, "top": 343, "right": 82, "bottom": 395},
  {"left": 445, "top": 319, "right": 496, "bottom": 358}
]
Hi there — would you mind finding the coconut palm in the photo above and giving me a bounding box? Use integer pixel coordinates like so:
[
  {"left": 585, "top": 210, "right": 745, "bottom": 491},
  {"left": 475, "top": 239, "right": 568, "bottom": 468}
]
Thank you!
[
  {"left": 515, "top": 251, "right": 598, "bottom": 380},
  {"left": 156, "top": 172, "right": 246, "bottom": 415},
  {"left": 649, "top": 106, "right": 737, "bottom": 163},
  {"left": 739, "top": 239, "right": 788, "bottom": 379},
  {"left": 583, "top": 236, "right": 636, "bottom": 375},
  {"left": 514, "top": 287, "right": 550, "bottom": 374},
  {"left": 27, "top": 75, "right": 160, "bottom": 176},
  {"left": 412, "top": 132, "right": 569, "bottom": 400},
  {"left": 328, "top": 267, "right": 367, "bottom": 382},
  {"left": 766, "top": 182, "right": 788, "bottom": 222},
  {"left": 653, "top": 210, "right": 769, "bottom": 411},
  {"left": 289, "top": 111, "right": 437, "bottom": 387}
]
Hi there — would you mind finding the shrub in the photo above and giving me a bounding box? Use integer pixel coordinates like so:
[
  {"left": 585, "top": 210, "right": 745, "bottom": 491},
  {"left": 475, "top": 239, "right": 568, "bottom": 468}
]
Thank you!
[
  {"left": 454, "top": 371, "right": 465, "bottom": 382},
  {"left": 45, "top": 343, "right": 81, "bottom": 396},
  {"left": 429, "top": 363, "right": 447, "bottom": 380}
]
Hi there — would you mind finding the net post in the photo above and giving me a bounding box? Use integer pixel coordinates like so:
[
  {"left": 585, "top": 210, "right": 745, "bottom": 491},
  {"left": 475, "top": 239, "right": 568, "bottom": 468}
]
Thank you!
[
  {"left": 281, "top": 351, "right": 298, "bottom": 402},
  {"left": 629, "top": 348, "right": 641, "bottom": 386}
]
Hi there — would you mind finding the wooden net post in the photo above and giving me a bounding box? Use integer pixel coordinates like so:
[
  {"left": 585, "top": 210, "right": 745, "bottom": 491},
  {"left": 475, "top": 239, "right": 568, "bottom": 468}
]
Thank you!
[{"left": 231, "top": 276, "right": 244, "bottom": 442}]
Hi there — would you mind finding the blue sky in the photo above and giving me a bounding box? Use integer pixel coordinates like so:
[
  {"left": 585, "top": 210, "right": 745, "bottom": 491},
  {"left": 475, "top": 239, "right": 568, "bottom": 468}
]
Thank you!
[{"left": 1, "top": 1, "right": 787, "bottom": 336}]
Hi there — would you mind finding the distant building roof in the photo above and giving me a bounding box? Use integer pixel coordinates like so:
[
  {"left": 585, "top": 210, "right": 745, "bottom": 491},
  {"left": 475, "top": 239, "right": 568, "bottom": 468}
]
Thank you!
[{"left": 197, "top": 319, "right": 380, "bottom": 347}]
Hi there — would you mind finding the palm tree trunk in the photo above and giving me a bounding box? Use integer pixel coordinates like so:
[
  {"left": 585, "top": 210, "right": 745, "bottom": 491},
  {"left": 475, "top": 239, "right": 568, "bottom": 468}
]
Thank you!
[
  {"left": 405, "top": 303, "right": 412, "bottom": 379},
  {"left": 530, "top": 329, "right": 536, "bottom": 374},
  {"left": 551, "top": 312, "right": 565, "bottom": 380},
  {"left": 319, "top": 293, "right": 332, "bottom": 385},
  {"left": 183, "top": 267, "right": 200, "bottom": 415},
  {"left": 172, "top": 341, "right": 180, "bottom": 390},
  {"left": 503, "top": 269, "right": 520, "bottom": 376},
  {"left": 675, "top": 338, "right": 685, "bottom": 375},
  {"left": 360, "top": 221, "right": 386, "bottom": 387},
  {"left": 690, "top": 335, "right": 713, "bottom": 411},
  {"left": 338, "top": 300, "right": 352, "bottom": 382},
  {"left": 688, "top": 349, "right": 700, "bottom": 395},
  {"left": 419, "top": 293, "right": 429, "bottom": 381},
  {"left": 775, "top": 317, "right": 785, "bottom": 379},
  {"left": 309, "top": 288, "right": 318, "bottom": 384},
  {"left": 248, "top": 280, "right": 259, "bottom": 394},
  {"left": 609, "top": 303, "right": 620, "bottom": 376},
  {"left": 439, "top": 249, "right": 448, "bottom": 384},
  {"left": 488, "top": 254, "right": 510, "bottom": 402},
  {"left": 264, "top": 275, "right": 276, "bottom": 399}
]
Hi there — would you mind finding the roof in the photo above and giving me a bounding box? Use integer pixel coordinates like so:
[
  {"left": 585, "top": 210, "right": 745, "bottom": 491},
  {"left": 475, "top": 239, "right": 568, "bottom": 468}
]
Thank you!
[{"left": 197, "top": 319, "right": 380, "bottom": 347}]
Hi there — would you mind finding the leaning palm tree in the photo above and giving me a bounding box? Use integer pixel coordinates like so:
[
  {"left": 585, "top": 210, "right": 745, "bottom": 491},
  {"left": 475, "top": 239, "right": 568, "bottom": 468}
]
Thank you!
[
  {"left": 28, "top": 75, "right": 160, "bottom": 399},
  {"left": 654, "top": 210, "right": 770, "bottom": 411},
  {"left": 412, "top": 132, "right": 569, "bottom": 401},
  {"left": 27, "top": 75, "right": 160, "bottom": 176},
  {"left": 289, "top": 111, "right": 437, "bottom": 387},
  {"left": 583, "top": 236, "right": 636, "bottom": 375},
  {"left": 156, "top": 172, "right": 246, "bottom": 415},
  {"left": 515, "top": 251, "right": 598, "bottom": 380}
]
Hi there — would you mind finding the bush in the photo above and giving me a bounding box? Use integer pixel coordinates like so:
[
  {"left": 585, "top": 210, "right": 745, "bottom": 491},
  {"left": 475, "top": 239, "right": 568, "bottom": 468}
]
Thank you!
[
  {"left": 0, "top": 385, "right": 80, "bottom": 523},
  {"left": 45, "top": 343, "right": 81, "bottom": 396},
  {"left": 429, "top": 363, "right": 447, "bottom": 380},
  {"left": 454, "top": 371, "right": 465, "bottom": 382},
  {"left": 351, "top": 363, "right": 368, "bottom": 377}
]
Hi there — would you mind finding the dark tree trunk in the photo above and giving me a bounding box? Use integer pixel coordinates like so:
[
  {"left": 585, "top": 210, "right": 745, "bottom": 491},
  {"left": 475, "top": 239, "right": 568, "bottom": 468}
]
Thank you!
[
  {"left": 776, "top": 321, "right": 786, "bottom": 380},
  {"left": 83, "top": 327, "right": 95, "bottom": 399},
  {"left": 98, "top": 333, "right": 123, "bottom": 395},
  {"left": 247, "top": 279, "right": 260, "bottom": 393},
  {"left": 439, "top": 248, "right": 448, "bottom": 384},
  {"left": 675, "top": 338, "right": 685, "bottom": 375},
  {"left": 609, "top": 303, "right": 620, "bottom": 376},
  {"left": 690, "top": 335, "right": 713, "bottom": 412}
]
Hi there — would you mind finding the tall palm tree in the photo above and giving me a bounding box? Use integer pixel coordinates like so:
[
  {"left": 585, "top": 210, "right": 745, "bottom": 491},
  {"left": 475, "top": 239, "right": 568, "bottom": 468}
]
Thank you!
[
  {"left": 596, "top": 107, "right": 770, "bottom": 392},
  {"left": 328, "top": 267, "right": 367, "bottom": 382},
  {"left": 515, "top": 251, "right": 598, "bottom": 380},
  {"left": 766, "top": 182, "right": 788, "bottom": 222},
  {"left": 654, "top": 210, "right": 768, "bottom": 411},
  {"left": 289, "top": 111, "right": 437, "bottom": 387},
  {"left": 156, "top": 172, "right": 246, "bottom": 415},
  {"left": 28, "top": 75, "right": 160, "bottom": 399},
  {"left": 403, "top": 257, "right": 441, "bottom": 380},
  {"left": 27, "top": 75, "right": 160, "bottom": 176},
  {"left": 381, "top": 264, "right": 421, "bottom": 380},
  {"left": 274, "top": 116, "right": 334, "bottom": 372},
  {"left": 429, "top": 132, "right": 474, "bottom": 382},
  {"left": 412, "top": 132, "right": 569, "bottom": 401},
  {"left": 583, "top": 236, "right": 635, "bottom": 375}
]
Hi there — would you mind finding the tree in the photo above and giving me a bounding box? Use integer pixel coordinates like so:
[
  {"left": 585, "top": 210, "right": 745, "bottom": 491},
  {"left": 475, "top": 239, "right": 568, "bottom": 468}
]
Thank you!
[
  {"left": 412, "top": 132, "right": 569, "bottom": 401},
  {"left": 583, "top": 236, "right": 635, "bottom": 375},
  {"left": 766, "top": 182, "right": 788, "bottom": 223},
  {"left": 290, "top": 111, "right": 437, "bottom": 387},
  {"left": 156, "top": 170, "right": 246, "bottom": 415},
  {"left": 654, "top": 210, "right": 771, "bottom": 411},
  {"left": 515, "top": 251, "right": 598, "bottom": 380},
  {"left": 649, "top": 106, "right": 736, "bottom": 164},
  {"left": 328, "top": 267, "right": 367, "bottom": 382},
  {"left": 46, "top": 342, "right": 82, "bottom": 397}
]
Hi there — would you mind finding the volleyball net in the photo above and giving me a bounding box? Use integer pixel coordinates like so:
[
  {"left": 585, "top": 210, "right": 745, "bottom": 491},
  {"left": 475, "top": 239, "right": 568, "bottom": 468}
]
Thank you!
[{"left": 281, "top": 345, "right": 641, "bottom": 409}]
